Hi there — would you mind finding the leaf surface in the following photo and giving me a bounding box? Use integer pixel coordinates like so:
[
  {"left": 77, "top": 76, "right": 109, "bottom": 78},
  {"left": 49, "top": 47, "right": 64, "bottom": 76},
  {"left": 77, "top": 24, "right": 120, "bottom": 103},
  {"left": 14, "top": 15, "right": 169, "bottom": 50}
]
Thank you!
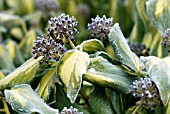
[
  {"left": 37, "top": 68, "right": 56, "bottom": 101},
  {"left": 146, "top": 0, "right": 170, "bottom": 33},
  {"left": 0, "top": 57, "right": 42, "bottom": 89},
  {"left": 89, "top": 87, "right": 113, "bottom": 114},
  {"left": 80, "top": 39, "right": 105, "bottom": 54},
  {"left": 141, "top": 56, "right": 170, "bottom": 106},
  {"left": 57, "top": 49, "right": 90, "bottom": 103},
  {"left": 109, "top": 23, "right": 143, "bottom": 72},
  {"left": 83, "top": 56, "right": 133, "bottom": 93},
  {"left": 4, "top": 84, "right": 58, "bottom": 114}
]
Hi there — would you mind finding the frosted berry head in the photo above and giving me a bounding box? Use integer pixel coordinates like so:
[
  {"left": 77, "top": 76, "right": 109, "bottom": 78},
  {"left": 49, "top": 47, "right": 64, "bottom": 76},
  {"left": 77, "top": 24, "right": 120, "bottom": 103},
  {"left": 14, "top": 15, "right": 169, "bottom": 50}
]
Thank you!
[
  {"left": 32, "top": 34, "right": 66, "bottom": 64},
  {"left": 87, "top": 15, "right": 113, "bottom": 39},
  {"left": 47, "top": 13, "right": 78, "bottom": 42}
]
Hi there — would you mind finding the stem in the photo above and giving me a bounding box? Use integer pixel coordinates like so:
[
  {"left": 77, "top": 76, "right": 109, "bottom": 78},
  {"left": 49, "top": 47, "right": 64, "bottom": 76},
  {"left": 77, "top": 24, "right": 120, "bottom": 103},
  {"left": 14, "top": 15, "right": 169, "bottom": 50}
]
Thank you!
[
  {"left": 132, "top": 99, "right": 144, "bottom": 114},
  {"left": 80, "top": 88, "right": 90, "bottom": 107},
  {"left": 138, "top": 71, "right": 140, "bottom": 81},
  {"left": 68, "top": 38, "right": 75, "bottom": 49},
  {"left": 47, "top": 100, "right": 56, "bottom": 105},
  {"left": 105, "top": 88, "right": 116, "bottom": 113},
  {"left": 2, "top": 97, "right": 10, "bottom": 114},
  {"left": 0, "top": 109, "right": 4, "bottom": 112},
  {"left": 100, "top": 37, "right": 104, "bottom": 43},
  {"left": 168, "top": 52, "right": 170, "bottom": 56}
]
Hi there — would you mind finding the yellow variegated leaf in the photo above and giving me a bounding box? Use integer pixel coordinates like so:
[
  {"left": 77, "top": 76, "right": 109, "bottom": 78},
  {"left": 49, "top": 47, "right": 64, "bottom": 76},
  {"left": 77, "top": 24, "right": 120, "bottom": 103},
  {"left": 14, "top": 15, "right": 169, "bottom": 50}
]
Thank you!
[
  {"left": 109, "top": 23, "right": 144, "bottom": 72},
  {"left": 57, "top": 49, "right": 90, "bottom": 103},
  {"left": 83, "top": 56, "right": 133, "bottom": 94},
  {"left": 5, "top": 84, "right": 58, "bottom": 114},
  {"left": 0, "top": 57, "right": 42, "bottom": 89},
  {"left": 5, "top": 40, "right": 25, "bottom": 67},
  {"left": 146, "top": 0, "right": 170, "bottom": 33},
  {"left": 141, "top": 56, "right": 170, "bottom": 106},
  {"left": 80, "top": 39, "right": 105, "bottom": 54},
  {"left": 0, "top": 44, "right": 15, "bottom": 72},
  {"left": 37, "top": 68, "right": 56, "bottom": 101},
  {"left": 19, "top": 29, "right": 36, "bottom": 59}
]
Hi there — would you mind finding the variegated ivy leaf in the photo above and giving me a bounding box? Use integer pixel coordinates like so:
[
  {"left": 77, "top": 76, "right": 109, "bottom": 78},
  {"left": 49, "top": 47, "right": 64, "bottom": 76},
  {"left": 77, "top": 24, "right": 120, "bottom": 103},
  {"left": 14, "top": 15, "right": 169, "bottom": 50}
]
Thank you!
[
  {"left": 5, "top": 39, "right": 25, "bottom": 67},
  {"left": 109, "top": 23, "right": 143, "bottom": 73},
  {"left": 141, "top": 56, "right": 170, "bottom": 106},
  {"left": 57, "top": 49, "right": 90, "bottom": 103},
  {"left": 0, "top": 13, "right": 27, "bottom": 33},
  {"left": 0, "top": 44, "right": 15, "bottom": 72},
  {"left": 83, "top": 56, "right": 133, "bottom": 94},
  {"left": 0, "top": 57, "right": 42, "bottom": 89},
  {"left": 19, "top": 29, "right": 36, "bottom": 59},
  {"left": 55, "top": 83, "right": 90, "bottom": 114},
  {"left": 146, "top": 0, "right": 170, "bottom": 33},
  {"left": 37, "top": 68, "right": 56, "bottom": 101},
  {"left": 4, "top": 84, "right": 59, "bottom": 114},
  {"left": 80, "top": 39, "right": 105, "bottom": 54},
  {"left": 136, "top": 0, "right": 149, "bottom": 27},
  {"left": 89, "top": 51, "right": 120, "bottom": 65}
]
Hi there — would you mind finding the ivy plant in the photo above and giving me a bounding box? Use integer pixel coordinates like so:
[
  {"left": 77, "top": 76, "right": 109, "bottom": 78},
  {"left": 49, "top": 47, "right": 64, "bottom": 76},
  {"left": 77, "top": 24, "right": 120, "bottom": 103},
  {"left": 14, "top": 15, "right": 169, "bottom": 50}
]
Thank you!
[{"left": 0, "top": 0, "right": 170, "bottom": 114}]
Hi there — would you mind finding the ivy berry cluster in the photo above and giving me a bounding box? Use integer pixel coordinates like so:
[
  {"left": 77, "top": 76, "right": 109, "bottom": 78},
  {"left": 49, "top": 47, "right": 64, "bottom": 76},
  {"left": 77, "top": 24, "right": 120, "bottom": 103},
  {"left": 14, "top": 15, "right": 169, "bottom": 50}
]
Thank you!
[
  {"left": 35, "top": 0, "right": 59, "bottom": 14},
  {"left": 161, "top": 28, "right": 170, "bottom": 52},
  {"left": 32, "top": 13, "right": 78, "bottom": 64},
  {"left": 87, "top": 15, "right": 113, "bottom": 39},
  {"left": 47, "top": 13, "right": 78, "bottom": 42},
  {"left": 130, "top": 43, "right": 150, "bottom": 57},
  {"left": 32, "top": 34, "right": 65, "bottom": 64},
  {"left": 130, "top": 78, "right": 161, "bottom": 111},
  {"left": 59, "top": 106, "right": 83, "bottom": 114}
]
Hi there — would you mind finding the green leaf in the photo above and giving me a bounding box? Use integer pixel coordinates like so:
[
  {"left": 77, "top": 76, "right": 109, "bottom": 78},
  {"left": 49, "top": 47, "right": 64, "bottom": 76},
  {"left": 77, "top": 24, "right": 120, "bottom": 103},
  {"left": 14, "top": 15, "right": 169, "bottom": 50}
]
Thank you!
[
  {"left": 0, "top": 44, "right": 15, "bottom": 71},
  {"left": 129, "top": 15, "right": 145, "bottom": 43},
  {"left": 83, "top": 56, "right": 133, "bottom": 94},
  {"left": 55, "top": 83, "right": 90, "bottom": 114},
  {"left": 142, "top": 32, "right": 152, "bottom": 48},
  {"left": 167, "top": 101, "right": 170, "bottom": 114},
  {"left": 0, "top": 57, "right": 42, "bottom": 89},
  {"left": 4, "top": 84, "right": 59, "bottom": 114},
  {"left": 10, "top": 27, "right": 23, "bottom": 40},
  {"left": 19, "top": 29, "right": 36, "bottom": 59},
  {"left": 125, "top": 106, "right": 143, "bottom": 114},
  {"left": 90, "top": 51, "right": 120, "bottom": 65},
  {"left": 146, "top": 0, "right": 170, "bottom": 33},
  {"left": 0, "top": 71, "right": 5, "bottom": 80},
  {"left": 111, "top": 90, "right": 124, "bottom": 114},
  {"left": 57, "top": 49, "right": 90, "bottom": 103},
  {"left": 5, "top": 40, "right": 25, "bottom": 67},
  {"left": 149, "top": 32, "right": 162, "bottom": 56},
  {"left": 141, "top": 56, "right": 170, "bottom": 106},
  {"left": 80, "top": 39, "right": 105, "bottom": 54},
  {"left": 0, "top": 13, "right": 27, "bottom": 33},
  {"left": 126, "top": 105, "right": 165, "bottom": 114},
  {"left": 136, "top": 0, "right": 149, "bottom": 28},
  {"left": 109, "top": 23, "right": 143, "bottom": 72},
  {"left": 89, "top": 87, "right": 113, "bottom": 114},
  {"left": 37, "top": 68, "right": 56, "bottom": 101}
]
